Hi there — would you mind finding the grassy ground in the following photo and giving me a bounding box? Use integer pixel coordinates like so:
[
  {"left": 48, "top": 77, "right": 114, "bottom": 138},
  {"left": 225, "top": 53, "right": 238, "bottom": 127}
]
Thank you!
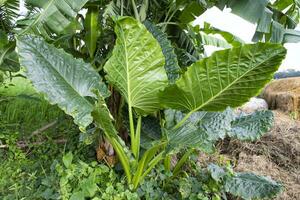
[{"left": 0, "top": 77, "right": 90, "bottom": 199}]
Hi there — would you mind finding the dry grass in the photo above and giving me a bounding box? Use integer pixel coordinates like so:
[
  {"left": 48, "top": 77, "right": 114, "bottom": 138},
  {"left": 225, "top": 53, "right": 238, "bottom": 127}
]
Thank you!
[{"left": 217, "top": 111, "right": 300, "bottom": 200}]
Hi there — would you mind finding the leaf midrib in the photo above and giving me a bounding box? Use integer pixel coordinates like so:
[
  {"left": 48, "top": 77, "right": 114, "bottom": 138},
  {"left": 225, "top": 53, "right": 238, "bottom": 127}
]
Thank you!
[
  {"left": 190, "top": 46, "right": 283, "bottom": 113},
  {"left": 118, "top": 23, "right": 132, "bottom": 109}
]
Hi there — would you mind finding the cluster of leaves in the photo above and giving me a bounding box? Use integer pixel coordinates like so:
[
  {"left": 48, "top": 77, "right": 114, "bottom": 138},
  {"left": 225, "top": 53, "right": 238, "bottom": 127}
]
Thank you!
[
  {"left": 1, "top": 148, "right": 283, "bottom": 200},
  {"left": 1, "top": 0, "right": 299, "bottom": 199}
]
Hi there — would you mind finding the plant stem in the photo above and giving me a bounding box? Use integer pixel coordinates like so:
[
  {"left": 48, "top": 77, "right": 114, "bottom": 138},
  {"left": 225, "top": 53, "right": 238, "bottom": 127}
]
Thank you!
[
  {"left": 164, "top": 155, "right": 171, "bottom": 171},
  {"left": 110, "top": 137, "right": 132, "bottom": 183},
  {"left": 131, "top": 0, "right": 140, "bottom": 21},
  {"left": 157, "top": 22, "right": 178, "bottom": 26},
  {"left": 173, "top": 110, "right": 194, "bottom": 129},
  {"left": 128, "top": 105, "right": 136, "bottom": 156},
  {"left": 134, "top": 116, "right": 142, "bottom": 158},
  {"left": 135, "top": 152, "right": 164, "bottom": 189},
  {"left": 121, "top": 0, "right": 124, "bottom": 16},
  {"left": 173, "top": 149, "right": 194, "bottom": 176}
]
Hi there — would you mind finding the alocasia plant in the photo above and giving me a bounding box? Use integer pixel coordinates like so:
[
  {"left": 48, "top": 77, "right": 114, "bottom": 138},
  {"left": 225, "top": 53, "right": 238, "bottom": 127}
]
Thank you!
[{"left": 16, "top": 15, "right": 287, "bottom": 199}]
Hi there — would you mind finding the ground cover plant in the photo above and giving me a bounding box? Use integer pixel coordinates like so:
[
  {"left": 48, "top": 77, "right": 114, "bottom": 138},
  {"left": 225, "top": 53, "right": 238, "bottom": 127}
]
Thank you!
[{"left": 1, "top": 0, "right": 300, "bottom": 199}]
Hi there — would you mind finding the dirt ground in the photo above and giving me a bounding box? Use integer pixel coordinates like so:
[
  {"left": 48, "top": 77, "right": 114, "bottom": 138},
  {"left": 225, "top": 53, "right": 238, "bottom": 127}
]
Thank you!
[{"left": 220, "top": 111, "right": 300, "bottom": 200}]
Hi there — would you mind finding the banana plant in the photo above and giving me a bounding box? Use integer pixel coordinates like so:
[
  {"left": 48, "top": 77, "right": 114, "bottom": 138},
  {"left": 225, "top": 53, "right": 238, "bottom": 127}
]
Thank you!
[{"left": 16, "top": 16, "right": 287, "bottom": 199}]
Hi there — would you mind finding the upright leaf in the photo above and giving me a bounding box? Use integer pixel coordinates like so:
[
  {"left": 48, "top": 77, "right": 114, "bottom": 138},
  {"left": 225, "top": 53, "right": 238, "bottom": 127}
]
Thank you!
[
  {"left": 16, "top": 35, "right": 109, "bottom": 131},
  {"left": 104, "top": 17, "right": 168, "bottom": 115},
  {"left": 160, "top": 43, "right": 286, "bottom": 112},
  {"left": 143, "top": 20, "right": 182, "bottom": 83},
  {"left": 84, "top": 6, "right": 100, "bottom": 58},
  {"left": 225, "top": 172, "right": 283, "bottom": 200}
]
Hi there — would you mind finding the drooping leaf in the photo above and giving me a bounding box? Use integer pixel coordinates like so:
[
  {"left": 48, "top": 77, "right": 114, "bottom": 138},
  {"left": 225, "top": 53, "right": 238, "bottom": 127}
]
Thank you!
[
  {"left": 92, "top": 94, "right": 118, "bottom": 138},
  {"left": 21, "top": 0, "right": 89, "bottom": 35},
  {"left": 160, "top": 43, "right": 286, "bottom": 112},
  {"left": 143, "top": 20, "right": 182, "bottom": 83},
  {"left": 284, "top": 29, "right": 300, "bottom": 43},
  {"left": 270, "top": 21, "right": 285, "bottom": 43},
  {"left": 92, "top": 94, "right": 132, "bottom": 182},
  {"left": 104, "top": 17, "right": 168, "bottom": 115},
  {"left": 16, "top": 35, "right": 109, "bottom": 131},
  {"left": 218, "top": 0, "right": 269, "bottom": 24},
  {"left": 179, "top": 1, "right": 206, "bottom": 23},
  {"left": 228, "top": 110, "right": 274, "bottom": 141},
  {"left": 176, "top": 28, "right": 201, "bottom": 61},
  {"left": 256, "top": 8, "right": 273, "bottom": 33},
  {"left": 0, "top": 0, "right": 20, "bottom": 31},
  {"left": 225, "top": 172, "right": 283, "bottom": 200}
]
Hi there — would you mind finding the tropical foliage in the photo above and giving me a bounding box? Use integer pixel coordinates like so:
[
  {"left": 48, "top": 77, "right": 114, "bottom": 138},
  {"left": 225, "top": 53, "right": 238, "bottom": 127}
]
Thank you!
[{"left": 1, "top": 0, "right": 299, "bottom": 199}]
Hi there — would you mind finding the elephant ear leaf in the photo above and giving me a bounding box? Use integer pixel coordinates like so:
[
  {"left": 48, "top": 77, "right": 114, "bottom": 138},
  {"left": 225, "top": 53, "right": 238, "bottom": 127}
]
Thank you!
[
  {"left": 160, "top": 43, "right": 286, "bottom": 113},
  {"left": 225, "top": 172, "right": 283, "bottom": 200},
  {"left": 104, "top": 17, "right": 168, "bottom": 115},
  {"left": 228, "top": 110, "right": 274, "bottom": 141},
  {"left": 16, "top": 35, "right": 109, "bottom": 131}
]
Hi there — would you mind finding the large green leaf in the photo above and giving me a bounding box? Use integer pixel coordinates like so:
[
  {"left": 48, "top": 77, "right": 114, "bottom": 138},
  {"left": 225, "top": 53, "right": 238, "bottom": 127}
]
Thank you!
[
  {"left": 228, "top": 110, "right": 274, "bottom": 141},
  {"left": 16, "top": 35, "right": 109, "bottom": 131},
  {"left": 104, "top": 17, "right": 168, "bottom": 115},
  {"left": 160, "top": 43, "right": 286, "bottom": 113},
  {"left": 21, "top": 0, "right": 88, "bottom": 35},
  {"left": 165, "top": 109, "right": 274, "bottom": 154},
  {"left": 225, "top": 172, "right": 283, "bottom": 200}
]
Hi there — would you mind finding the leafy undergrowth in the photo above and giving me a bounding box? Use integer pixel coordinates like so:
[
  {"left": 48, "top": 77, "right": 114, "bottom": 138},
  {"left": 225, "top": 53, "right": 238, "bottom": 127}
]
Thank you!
[{"left": 0, "top": 78, "right": 284, "bottom": 200}]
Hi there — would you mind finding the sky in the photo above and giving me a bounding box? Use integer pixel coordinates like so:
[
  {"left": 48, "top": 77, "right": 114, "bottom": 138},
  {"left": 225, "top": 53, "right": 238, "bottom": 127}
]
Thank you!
[{"left": 195, "top": 7, "right": 300, "bottom": 71}]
